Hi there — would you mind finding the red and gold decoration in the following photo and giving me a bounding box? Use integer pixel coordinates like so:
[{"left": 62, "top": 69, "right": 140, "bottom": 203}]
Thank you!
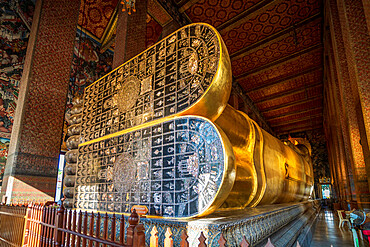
[{"left": 121, "top": 0, "right": 136, "bottom": 14}]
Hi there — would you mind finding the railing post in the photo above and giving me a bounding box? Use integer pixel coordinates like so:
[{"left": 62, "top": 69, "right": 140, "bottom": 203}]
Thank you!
[
  {"left": 119, "top": 215, "right": 125, "bottom": 244},
  {"left": 54, "top": 204, "right": 65, "bottom": 247},
  {"left": 198, "top": 232, "right": 207, "bottom": 247},
  {"left": 76, "top": 211, "right": 83, "bottom": 247},
  {"left": 127, "top": 209, "right": 139, "bottom": 246},
  {"left": 133, "top": 224, "right": 145, "bottom": 247},
  {"left": 240, "top": 236, "right": 249, "bottom": 247},
  {"left": 102, "top": 213, "right": 108, "bottom": 247},
  {"left": 22, "top": 204, "right": 32, "bottom": 247},
  {"left": 180, "top": 229, "right": 189, "bottom": 247},
  {"left": 218, "top": 233, "right": 227, "bottom": 247},
  {"left": 150, "top": 226, "right": 159, "bottom": 247},
  {"left": 164, "top": 228, "right": 173, "bottom": 247}
]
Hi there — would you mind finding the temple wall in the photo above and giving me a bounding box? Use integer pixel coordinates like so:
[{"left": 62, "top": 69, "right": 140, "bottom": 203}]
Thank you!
[
  {"left": 323, "top": 0, "right": 370, "bottom": 209},
  {"left": 0, "top": 0, "right": 35, "bottom": 188}
]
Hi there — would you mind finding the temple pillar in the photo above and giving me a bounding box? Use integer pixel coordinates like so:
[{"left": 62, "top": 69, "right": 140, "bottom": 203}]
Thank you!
[
  {"left": 326, "top": 43, "right": 354, "bottom": 202},
  {"left": 335, "top": 0, "right": 370, "bottom": 151},
  {"left": 0, "top": 0, "right": 80, "bottom": 204},
  {"left": 325, "top": 126, "right": 343, "bottom": 201},
  {"left": 326, "top": 0, "right": 370, "bottom": 208},
  {"left": 335, "top": 0, "right": 370, "bottom": 186},
  {"left": 324, "top": 67, "right": 351, "bottom": 202},
  {"left": 112, "top": 0, "right": 147, "bottom": 69}
]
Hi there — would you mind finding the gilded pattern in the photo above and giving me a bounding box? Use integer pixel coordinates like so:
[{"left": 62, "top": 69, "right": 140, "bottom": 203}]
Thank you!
[
  {"left": 75, "top": 117, "right": 226, "bottom": 217},
  {"left": 75, "top": 23, "right": 234, "bottom": 218},
  {"left": 81, "top": 24, "right": 220, "bottom": 143}
]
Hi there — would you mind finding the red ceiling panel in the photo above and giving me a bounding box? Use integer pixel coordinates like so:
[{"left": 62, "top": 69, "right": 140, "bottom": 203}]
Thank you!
[
  {"left": 238, "top": 48, "right": 322, "bottom": 91},
  {"left": 79, "top": 0, "right": 119, "bottom": 39},
  {"left": 231, "top": 18, "right": 322, "bottom": 77},
  {"left": 275, "top": 124, "right": 323, "bottom": 134},
  {"left": 247, "top": 69, "right": 322, "bottom": 101},
  {"left": 220, "top": 0, "right": 321, "bottom": 54},
  {"left": 269, "top": 107, "right": 323, "bottom": 125},
  {"left": 185, "top": 0, "right": 264, "bottom": 27},
  {"left": 277, "top": 125, "right": 323, "bottom": 134},
  {"left": 263, "top": 97, "right": 322, "bottom": 117},
  {"left": 257, "top": 84, "right": 322, "bottom": 110},
  {"left": 274, "top": 116, "right": 323, "bottom": 132},
  {"left": 272, "top": 115, "right": 322, "bottom": 127}
]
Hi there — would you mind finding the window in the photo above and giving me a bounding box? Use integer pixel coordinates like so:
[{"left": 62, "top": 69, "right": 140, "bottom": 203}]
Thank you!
[{"left": 321, "top": 184, "right": 331, "bottom": 199}]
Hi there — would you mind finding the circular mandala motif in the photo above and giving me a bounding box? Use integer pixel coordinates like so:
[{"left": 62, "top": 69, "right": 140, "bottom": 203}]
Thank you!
[
  {"left": 88, "top": 7, "right": 102, "bottom": 23},
  {"left": 232, "top": 0, "right": 243, "bottom": 10},
  {"left": 216, "top": 9, "right": 227, "bottom": 19},
  {"left": 193, "top": 6, "right": 203, "bottom": 16},
  {"left": 117, "top": 76, "right": 140, "bottom": 113},
  {"left": 113, "top": 153, "right": 136, "bottom": 193}
]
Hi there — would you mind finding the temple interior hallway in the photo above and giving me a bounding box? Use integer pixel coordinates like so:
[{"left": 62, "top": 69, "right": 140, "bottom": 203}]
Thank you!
[{"left": 311, "top": 210, "right": 369, "bottom": 247}]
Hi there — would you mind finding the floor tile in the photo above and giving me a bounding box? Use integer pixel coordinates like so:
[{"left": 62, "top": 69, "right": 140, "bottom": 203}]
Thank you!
[{"left": 311, "top": 210, "right": 369, "bottom": 247}]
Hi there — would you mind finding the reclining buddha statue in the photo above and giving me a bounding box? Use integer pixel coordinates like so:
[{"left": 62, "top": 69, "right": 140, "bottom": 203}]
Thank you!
[{"left": 64, "top": 23, "right": 314, "bottom": 218}]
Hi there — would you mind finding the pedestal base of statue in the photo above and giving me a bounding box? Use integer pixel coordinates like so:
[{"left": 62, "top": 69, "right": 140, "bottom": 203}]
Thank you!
[{"left": 138, "top": 200, "right": 320, "bottom": 247}]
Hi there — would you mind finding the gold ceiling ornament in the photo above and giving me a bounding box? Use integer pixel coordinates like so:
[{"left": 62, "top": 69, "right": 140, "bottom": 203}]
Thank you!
[{"left": 121, "top": 0, "right": 136, "bottom": 15}]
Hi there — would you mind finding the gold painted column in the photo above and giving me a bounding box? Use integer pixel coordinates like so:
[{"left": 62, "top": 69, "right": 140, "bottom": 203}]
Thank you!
[
  {"left": 323, "top": 76, "right": 351, "bottom": 202},
  {"left": 324, "top": 30, "right": 355, "bottom": 202},
  {"left": 326, "top": 0, "right": 370, "bottom": 209},
  {"left": 334, "top": 0, "right": 370, "bottom": 188},
  {"left": 334, "top": 0, "right": 370, "bottom": 152},
  {"left": 112, "top": 0, "right": 148, "bottom": 69},
  {"left": 0, "top": 0, "right": 80, "bottom": 204}
]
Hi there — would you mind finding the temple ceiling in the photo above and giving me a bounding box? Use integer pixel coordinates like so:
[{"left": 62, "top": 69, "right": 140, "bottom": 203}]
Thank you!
[{"left": 77, "top": 0, "right": 324, "bottom": 137}]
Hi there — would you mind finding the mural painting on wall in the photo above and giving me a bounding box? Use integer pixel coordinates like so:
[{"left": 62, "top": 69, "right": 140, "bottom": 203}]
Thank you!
[
  {"left": 62, "top": 32, "right": 113, "bottom": 151},
  {"left": 308, "top": 131, "right": 330, "bottom": 199},
  {"left": 0, "top": 0, "right": 34, "bottom": 187}
]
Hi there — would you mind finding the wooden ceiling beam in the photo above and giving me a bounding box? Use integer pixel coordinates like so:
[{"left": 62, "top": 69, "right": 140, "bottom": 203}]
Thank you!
[
  {"left": 244, "top": 66, "right": 322, "bottom": 94},
  {"left": 274, "top": 120, "right": 323, "bottom": 133},
  {"left": 230, "top": 13, "right": 321, "bottom": 60},
  {"left": 270, "top": 113, "right": 323, "bottom": 127},
  {"left": 255, "top": 82, "right": 322, "bottom": 104},
  {"left": 156, "top": 0, "right": 191, "bottom": 26},
  {"left": 275, "top": 117, "right": 323, "bottom": 130},
  {"left": 267, "top": 106, "right": 323, "bottom": 121},
  {"left": 235, "top": 44, "right": 323, "bottom": 79},
  {"left": 217, "top": 0, "right": 276, "bottom": 32},
  {"left": 176, "top": 0, "right": 187, "bottom": 6},
  {"left": 176, "top": 0, "right": 197, "bottom": 8},
  {"left": 276, "top": 124, "right": 323, "bottom": 135},
  {"left": 261, "top": 95, "right": 323, "bottom": 113},
  {"left": 178, "top": 0, "right": 202, "bottom": 13}
]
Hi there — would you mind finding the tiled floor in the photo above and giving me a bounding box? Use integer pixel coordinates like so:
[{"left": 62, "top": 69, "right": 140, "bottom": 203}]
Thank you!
[{"left": 311, "top": 210, "right": 369, "bottom": 247}]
